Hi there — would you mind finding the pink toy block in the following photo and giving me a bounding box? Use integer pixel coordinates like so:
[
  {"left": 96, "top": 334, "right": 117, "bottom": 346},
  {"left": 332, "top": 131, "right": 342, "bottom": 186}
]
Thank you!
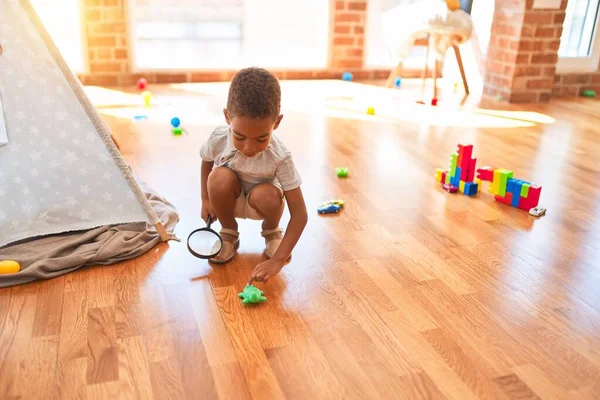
[
  {"left": 441, "top": 171, "right": 447, "bottom": 184},
  {"left": 477, "top": 166, "right": 494, "bottom": 182},
  {"left": 466, "top": 158, "right": 477, "bottom": 181},
  {"left": 494, "top": 192, "right": 513, "bottom": 205},
  {"left": 518, "top": 185, "right": 542, "bottom": 210}
]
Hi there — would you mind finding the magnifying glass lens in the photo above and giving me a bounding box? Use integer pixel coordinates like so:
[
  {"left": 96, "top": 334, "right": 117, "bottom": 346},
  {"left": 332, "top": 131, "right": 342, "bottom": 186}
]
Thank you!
[{"left": 188, "top": 229, "right": 222, "bottom": 257}]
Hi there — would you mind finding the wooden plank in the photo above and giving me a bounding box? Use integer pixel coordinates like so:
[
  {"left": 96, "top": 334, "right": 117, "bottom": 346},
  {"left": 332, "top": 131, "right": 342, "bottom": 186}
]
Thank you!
[{"left": 87, "top": 307, "right": 118, "bottom": 384}]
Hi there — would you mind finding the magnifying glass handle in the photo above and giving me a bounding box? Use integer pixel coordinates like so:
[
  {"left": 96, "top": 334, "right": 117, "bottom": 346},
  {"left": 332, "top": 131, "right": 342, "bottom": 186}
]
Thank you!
[{"left": 207, "top": 215, "right": 213, "bottom": 229}]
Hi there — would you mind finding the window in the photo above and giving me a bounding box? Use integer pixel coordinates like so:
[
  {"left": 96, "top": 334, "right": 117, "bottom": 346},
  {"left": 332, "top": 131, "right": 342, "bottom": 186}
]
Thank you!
[
  {"left": 558, "top": 0, "right": 600, "bottom": 71},
  {"left": 130, "top": 0, "right": 329, "bottom": 70},
  {"left": 29, "top": 0, "right": 85, "bottom": 73}
]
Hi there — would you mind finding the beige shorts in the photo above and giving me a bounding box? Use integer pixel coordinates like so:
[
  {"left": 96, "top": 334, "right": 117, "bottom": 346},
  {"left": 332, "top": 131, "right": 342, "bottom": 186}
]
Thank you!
[{"left": 235, "top": 184, "right": 284, "bottom": 220}]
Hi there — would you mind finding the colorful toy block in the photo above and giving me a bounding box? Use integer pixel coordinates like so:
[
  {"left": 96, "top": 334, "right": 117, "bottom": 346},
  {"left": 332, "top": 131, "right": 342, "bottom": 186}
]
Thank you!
[
  {"left": 449, "top": 152, "right": 458, "bottom": 177},
  {"left": 466, "top": 158, "right": 477, "bottom": 181},
  {"left": 518, "top": 185, "right": 542, "bottom": 210},
  {"left": 435, "top": 168, "right": 444, "bottom": 183},
  {"left": 459, "top": 181, "right": 466, "bottom": 193},
  {"left": 451, "top": 168, "right": 461, "bottom": 187},
  {"left": 464, "top": 182, "right": 478, "bottom": 196},
  {"left": 496, "top": 169, "right": 514, "bottom": 197},
  {"left": 477, "top": 166, "right": 494, "bottom": 181},
  {"left": 521, "top": 183, "right": 530, "bottom": 198},
  {"left": 458, "top": 144, "right": 473, "bottom": 169}
]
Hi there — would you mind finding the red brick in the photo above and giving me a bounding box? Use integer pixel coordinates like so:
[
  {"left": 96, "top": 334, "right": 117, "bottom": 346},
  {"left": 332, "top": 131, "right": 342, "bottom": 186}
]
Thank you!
[
  {"left": 515, "top": 66, "right": 542, "bottom": 76},
  {"left": 118, "top": 37, "right": 128, "bottom": 47},
  {"left": 524, "top": 12, "right": 554, "bottom": 24},
  {"left": 190, "top": 72, "right": 226, "bottom": 82},
  {"left": 493, "top": 76, "right": 512, "bottom": 88},
  {"left": 334, "top": 59, "right": 363, "bottom": 68},
  {"left": 156, "top": 73, "right": 188, "bottom": 83},
  {"left": 314, "top": 70, "right": 340, "bottom": 79},
  {"left": 96, "top": 48, "right": 112, "bottom": 59},
  {"left": 115, "top": 49, "right": 128, "bottom": 59},
  {"left": 354, "top": 26, "right": 364, "bottom": 34},
  {"left": 286, "top": 71, "right": 315, "bottom": 79},
  {"left": 545, "top": 40, "right": 561, "bottom": 51},
  {"left": 89, "top": 22, "right": 126, "bottom": 34},
  {"left": 333, "top": 37, "right": 354, "bottom": 45},
  {"left": 592, "top": 74, "right": 600, "bottom": 83},
  {"left": 334, "top": 12, "right": 361, "bottom": 23},
  {"left": 512, "top": 77, "right": 526, "bottom": 89},
  {"left": 554, "top": 74, "right": 562, "bottom": 84},
  {"left": 334, "top": 25, "right": 351, "bottom": 34},
  {"left": 563, "top": 74, "right": 591, "bottom": 84},
  {"left": 535, "top": 26, "right": 556, "bottom": 38},
  {"left": 358, "top": 37, "right": 364, "bottom": 45},
  {"left": 90, "top": 62, "right": 122, "bottom": 73},
  {"left": 526, "top": 78, "right": 554, "bottom": 89},
  {"left": 333, "top": 47, "right": 346, "bottom": 58},
  {"left": 495, "top": 24, "right": 521, "bottom": 37},
  {"left": 84, "top": 9, "right": 101, "bottom": 21},
  {"left": 348, "top": 1, "right": 367, "bottom": 11},
  {"left": 88, "top": 50, "right": 96, "bottom": 61},
  {"left": 542, "top": 67, "right": 556, "bottom": 76},
  {"left": 346, "top": 48, "right": 363, "bottom": 57},
  {"left": 531, "top": 53, "right": 558, "bottom": 64},
  {"left": 519, "top": 40, "right": 543, "bottom": 52},
  {"left": 88, "top": 35, "right": 116, "bottom": 47},
  {"left": 539, "top": 93, "right": 551, "bottom": 102},
  {"left": 335, "top": 1, "right": 345, "bottom": 10},
  {"left": 516, "top": 53, "right": 530, "bottom": 64},
  {"left": 373, "top": 69, "right": 392, "bottom": 79},
  {"left": 509, "top": 92, "right": 538, "bottom": 103},
  {"left": 103, "top": 8, "right": 125, "bottom": 20},
  {"left": 553, "top": 12, "right": 566, "bottom": 24},
  {"left": 351, "top": 71, "right": 370, "bottom": 79},
  {"left": 521, "top": 25, "right": 536, "bottom": 37}
]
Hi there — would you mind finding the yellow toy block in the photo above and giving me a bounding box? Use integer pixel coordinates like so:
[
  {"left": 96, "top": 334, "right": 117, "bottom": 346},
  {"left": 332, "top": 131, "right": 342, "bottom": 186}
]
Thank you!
[
  {"left": 490, "top": 169, "right": 501, "bottom": 195},
  {"left": 435, "top": 168, "right": 444, "bottom": 183},
  {"left": 459, "top": 181, "right": 465, "bottom": 193},
  {"left": 474, "top": 178, "right": 482, "bottom": 193}
]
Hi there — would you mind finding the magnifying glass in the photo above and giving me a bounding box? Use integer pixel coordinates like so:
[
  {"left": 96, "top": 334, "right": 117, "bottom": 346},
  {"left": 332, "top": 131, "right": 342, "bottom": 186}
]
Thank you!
[{"left": 187, "top": 216, "right": 223, "bottom": 259}]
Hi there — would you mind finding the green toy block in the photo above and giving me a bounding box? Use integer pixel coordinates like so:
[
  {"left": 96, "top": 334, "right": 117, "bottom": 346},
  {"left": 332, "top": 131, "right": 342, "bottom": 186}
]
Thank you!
[
  {"left": 521, "top": 183, "right": 530, "bottom": 198},
  {"left": 496, "top": 169, "right": 514, "bottom": 197},
  {"left": 449, "top": 152, "right": 458, "bottom": 177}
]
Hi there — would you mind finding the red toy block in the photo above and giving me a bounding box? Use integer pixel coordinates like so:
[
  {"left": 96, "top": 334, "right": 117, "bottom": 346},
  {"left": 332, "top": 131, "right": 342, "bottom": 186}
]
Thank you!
[
  {"left": 459, "top": 145, "right": 473, "bottom": 170},
  {"left": 518, "top": 185, "right": 542, "bottom": 210},
  {"left": 477, "top": 166, "right": 494, "bottom": 181},
  {"left": 466, "top": 158, "right": 477, "bottom": 181},
  {"left": 441, "top": 171, "right": 447, "bottom": 184},
  {"left": 494, "top": 192, "right": 513, "bottom": 205}
]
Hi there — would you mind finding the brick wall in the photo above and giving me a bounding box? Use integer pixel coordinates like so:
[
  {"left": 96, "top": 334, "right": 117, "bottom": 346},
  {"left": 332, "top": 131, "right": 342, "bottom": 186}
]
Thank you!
[
  {"left": 553, "top": 72, "right": 600, "bottom": 97},
  {"left": 483, "top": 0, "right": 567, "bottom": 103},
  {"left": 78, "top": 0, "right": 399, "bottom": 86}
]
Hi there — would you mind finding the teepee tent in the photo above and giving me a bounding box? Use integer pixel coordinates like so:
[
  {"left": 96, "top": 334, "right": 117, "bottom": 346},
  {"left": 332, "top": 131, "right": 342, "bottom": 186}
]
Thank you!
[{"left": 0, "top": 0, "right": 171, "bottom": 248}]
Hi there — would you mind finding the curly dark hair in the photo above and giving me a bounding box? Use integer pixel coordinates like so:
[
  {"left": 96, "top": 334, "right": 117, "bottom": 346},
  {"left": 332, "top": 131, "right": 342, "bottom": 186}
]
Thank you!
[{"left": 227, "top": 67, "right": 281, "bottom": 120}]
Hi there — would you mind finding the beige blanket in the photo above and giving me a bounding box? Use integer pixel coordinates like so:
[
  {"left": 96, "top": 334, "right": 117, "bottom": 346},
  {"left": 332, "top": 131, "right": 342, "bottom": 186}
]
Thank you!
[{"left": 0, "top": 181, "right": 179, "bottom": 288}]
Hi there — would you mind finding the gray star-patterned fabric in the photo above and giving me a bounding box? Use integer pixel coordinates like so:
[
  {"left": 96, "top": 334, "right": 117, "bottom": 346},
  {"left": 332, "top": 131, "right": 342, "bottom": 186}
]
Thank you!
[
  {"left": 0, "top": 94, "right": 7, "bottom": 146},
  {"left": 0, "top": 0, "right": 150, "bottom": 248}
]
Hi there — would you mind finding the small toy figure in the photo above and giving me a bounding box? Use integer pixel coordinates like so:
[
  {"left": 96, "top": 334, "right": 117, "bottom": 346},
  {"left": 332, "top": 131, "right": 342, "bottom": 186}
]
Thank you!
[
  {"left": 141, "top": 91, "right": 152, "bottom": 107},
  {"left": 173, "top": 127, "right": 183, "bottom": 135},
  {"left": 394, "top": 76, "right": 402, "bottom": 88},
  {"left": 0, "top": 260, "right": 20, "bottom": 274},
  {"left": 137, "top": 78, "right": 147, "bottom": 90},
  {"left": 171, "top": 117, "right": 181, "bottom": 128},
  {"left": 336, "top": 167, "right": 349, "bottom": 177},
  {"left": 318, "top": 203, "right": 341, "bottom": 214},
  {"left": 582, "top": 89, "right": 596, "bottom": 98},
  {"left": 366, "top": 107, "right": 375, "bottom": 115},
  {"left": 321, "top": 199, "right": 344, "bottom": 208},
  {"left": 342, "top": 72, "right": 353, "bottom": 81},
  {"left": 238, "top": 285, "right": 267, "bottom": 304}
]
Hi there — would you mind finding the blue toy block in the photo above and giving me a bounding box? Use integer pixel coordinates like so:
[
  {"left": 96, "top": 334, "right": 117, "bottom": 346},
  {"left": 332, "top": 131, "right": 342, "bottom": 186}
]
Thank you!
[
  {"left": 464, "top": 182, "right": 478, "bottom": 196},
  {"left": 451, "top": 168, "right": 462, "bottom": 187},
  {"left": 511, "top": 180, "right": 523, "bottom": 207},
  {"left": 507, "top": 178, "right": 516, "bottom": 194}
]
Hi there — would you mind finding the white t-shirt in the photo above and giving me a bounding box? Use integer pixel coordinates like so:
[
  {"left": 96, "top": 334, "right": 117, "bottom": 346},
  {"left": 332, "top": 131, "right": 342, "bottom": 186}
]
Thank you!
[{"left": 200, "top": 126, "right": 302, "bottom": 193}]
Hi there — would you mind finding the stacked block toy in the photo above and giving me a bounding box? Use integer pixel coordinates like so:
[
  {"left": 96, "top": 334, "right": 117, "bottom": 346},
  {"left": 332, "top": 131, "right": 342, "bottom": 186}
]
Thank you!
[
  {"left": 437, "top": 144, "right": 542, "bottom": 211},
  {"left": 435, "top": 144, "right": 479, "bottom": 196}
]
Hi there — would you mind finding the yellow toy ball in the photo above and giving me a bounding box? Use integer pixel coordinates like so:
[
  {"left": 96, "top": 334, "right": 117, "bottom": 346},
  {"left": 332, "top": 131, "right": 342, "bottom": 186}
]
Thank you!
[{"left": 0, "top": 260, "right": 21, "bottom": 274}]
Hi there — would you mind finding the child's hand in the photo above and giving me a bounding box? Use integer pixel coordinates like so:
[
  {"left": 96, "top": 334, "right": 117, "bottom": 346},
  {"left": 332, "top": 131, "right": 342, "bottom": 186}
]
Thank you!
[
  {"left": 248, "top": 259, "right": 284, "bottom": 285},
  {"left": 201, "top": 199, "right": 217, "bottom": 223}
]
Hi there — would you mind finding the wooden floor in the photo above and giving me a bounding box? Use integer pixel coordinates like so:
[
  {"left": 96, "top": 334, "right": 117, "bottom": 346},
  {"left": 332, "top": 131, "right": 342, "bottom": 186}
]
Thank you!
[{"left": 1, "top": 80, "right": 600, "bottom": 399}]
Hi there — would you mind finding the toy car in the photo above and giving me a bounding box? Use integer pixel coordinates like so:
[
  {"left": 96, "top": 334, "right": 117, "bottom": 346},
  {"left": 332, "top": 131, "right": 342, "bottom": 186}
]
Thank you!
[
  {"left": 321, "top": 199, "right": 345, "bottom": 208},
  {"left": 442, "top": 183, "right": 458, "bottom": 193},
  {"left": 529, "top": 207, "right": 546, "bottom": 217},
  {"left": 318, "top": 203, "right": 341, "bottom": 214}
]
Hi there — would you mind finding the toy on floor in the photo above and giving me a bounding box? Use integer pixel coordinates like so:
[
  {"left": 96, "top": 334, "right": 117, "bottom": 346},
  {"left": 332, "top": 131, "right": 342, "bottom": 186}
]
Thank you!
[
  {"left": 442, "top": 183, "right": 458, "bottom": 193},
  {"left": 132, "top": 115, "right": 148, "bottom": 122},
  {"left": 137, "top": 78, "right": 147, "bottom": 90},
  {"left": 141, "top": 91, "right": 152, "bottom": 107},
  {"left": 0, "top": 260, "right": 21, "bottom": 274},
  {"left": 582, "top": 89, "right": 596, "bottom": 98},
  {"left": 318, "top": 203, "right": 341, "bottom": 214},
  {"left": 529, "top": 207, "right": 546, "bottom": 217},
  {"left": 238, "top": 285, "right": 267, "bottom": 304},
  {"left": 172, "top": 128, "right": 183, "bottom": 135},
  {"left": 394, "top": 76, "right": 402, "bottom": 88},
  {"left": 342, "top": 72, "right": 353, "bottom": 81},
  {"left": 431, "top": 98, "right": 438, "bottom": 106},
  {"left": 170, "top": 117, "right": 183, "bottom": 135},
  {"left": 366, "top": 107, "right": 375, "bottom": 115},
  {"left": 436, "top": 144, "right": 543, "bottom": 213},
  {"left": 336, "top": 167, "right": 349, "bottom": 177},
  {"left": 322, "top": 199, "right": 345, "bottom": 208}
]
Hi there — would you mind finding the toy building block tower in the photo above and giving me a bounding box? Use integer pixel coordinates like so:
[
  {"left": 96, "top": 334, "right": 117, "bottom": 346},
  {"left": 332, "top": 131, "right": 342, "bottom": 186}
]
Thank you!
[
  {"left": 435, "top": 144, "right": 479, "bottom": 196},
  {"left": 477, "top": 167, "right": 542, "bottom": 210}
]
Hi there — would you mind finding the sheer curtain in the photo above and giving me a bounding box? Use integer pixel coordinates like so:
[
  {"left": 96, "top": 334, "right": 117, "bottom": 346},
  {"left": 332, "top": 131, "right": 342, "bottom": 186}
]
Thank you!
[{"left": 131, "top": 0, "right": 329, "bottom": 70}]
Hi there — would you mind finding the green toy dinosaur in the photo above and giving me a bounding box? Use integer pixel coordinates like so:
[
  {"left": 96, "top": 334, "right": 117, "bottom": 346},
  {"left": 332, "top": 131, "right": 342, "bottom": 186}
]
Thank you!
[{"left": 238, "top": 285, "right": 267, "bottom": 304}]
